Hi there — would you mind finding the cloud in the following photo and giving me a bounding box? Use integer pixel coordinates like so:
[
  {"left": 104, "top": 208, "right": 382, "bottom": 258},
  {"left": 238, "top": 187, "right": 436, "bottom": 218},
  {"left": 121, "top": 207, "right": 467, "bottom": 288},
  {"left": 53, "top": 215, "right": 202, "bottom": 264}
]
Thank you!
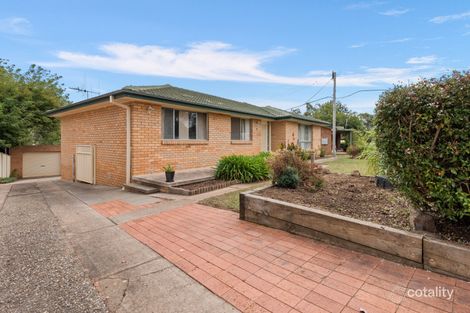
[
  {"left": 350, "top": 43, "right": 367, "bottom": 48},
  {"left": 430, "top": 11, "right": 470, "bottom": 24},
  {"left": 0, "top": 17, "right": 31, "bottom": 35},
  {"left": 344, "top": 1, "right": 386, "bottom": 10},
  {"left": 382, "top": 37, "right": 412, "bottom": 44},
  {"left": 406, "top": 55, "right": 438, "bottom": 65},
  {"left": 379, "top": 9, "right": 410, "bottom": 16},
  {"left": 42, "top": 41, "right": 441, "bottom": 87}
]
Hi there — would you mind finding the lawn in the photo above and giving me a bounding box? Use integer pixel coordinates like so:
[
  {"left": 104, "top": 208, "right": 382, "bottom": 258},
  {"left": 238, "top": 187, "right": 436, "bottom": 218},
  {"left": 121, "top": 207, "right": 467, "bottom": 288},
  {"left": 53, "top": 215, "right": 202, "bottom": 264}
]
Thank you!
[
  {"left": 198, "top": 182, "right": 268, "bottom": 212},
  {"left": 321, "top": 155, "right": 375, "bottom": 176}
]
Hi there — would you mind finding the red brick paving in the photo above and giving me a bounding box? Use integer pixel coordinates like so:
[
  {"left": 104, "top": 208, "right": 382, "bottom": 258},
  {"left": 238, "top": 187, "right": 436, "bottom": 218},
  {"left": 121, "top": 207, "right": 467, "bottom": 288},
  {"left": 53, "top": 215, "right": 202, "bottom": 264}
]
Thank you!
[
  {"left": 91, "top": 199, "right": 159, "bottom": 217},
  {"left": 121, "top": 204, "right": 470, "bottom": 313}
]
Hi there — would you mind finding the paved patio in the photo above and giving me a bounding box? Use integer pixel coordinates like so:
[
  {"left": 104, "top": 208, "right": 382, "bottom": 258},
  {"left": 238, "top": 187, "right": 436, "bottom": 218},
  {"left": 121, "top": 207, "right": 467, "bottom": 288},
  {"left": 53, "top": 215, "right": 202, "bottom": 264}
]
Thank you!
[{"left": 122, "top": 204, "right": 470, "bottom": 313}]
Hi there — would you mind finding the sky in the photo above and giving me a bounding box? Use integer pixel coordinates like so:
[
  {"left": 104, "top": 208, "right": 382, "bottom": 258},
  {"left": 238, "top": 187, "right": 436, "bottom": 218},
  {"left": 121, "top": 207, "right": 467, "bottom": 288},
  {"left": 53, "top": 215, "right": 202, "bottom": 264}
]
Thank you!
[{"left": 1, "top": 1, "right": 469, "bottom": 113}]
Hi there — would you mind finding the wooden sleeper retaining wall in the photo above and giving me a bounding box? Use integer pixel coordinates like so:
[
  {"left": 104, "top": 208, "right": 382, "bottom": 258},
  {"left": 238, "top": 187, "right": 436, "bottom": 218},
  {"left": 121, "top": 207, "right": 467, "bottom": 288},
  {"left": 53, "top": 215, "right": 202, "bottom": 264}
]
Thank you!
[{"left": 240, "top": 186, "right": 470, "bottom": 281}]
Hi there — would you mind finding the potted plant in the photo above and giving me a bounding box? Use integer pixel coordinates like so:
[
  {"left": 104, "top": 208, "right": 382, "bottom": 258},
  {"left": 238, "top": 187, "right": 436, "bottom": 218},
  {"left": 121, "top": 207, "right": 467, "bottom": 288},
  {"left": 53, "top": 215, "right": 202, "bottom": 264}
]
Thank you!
[{"left": 163, "top": 164, "right": 175, "bottom": 182}]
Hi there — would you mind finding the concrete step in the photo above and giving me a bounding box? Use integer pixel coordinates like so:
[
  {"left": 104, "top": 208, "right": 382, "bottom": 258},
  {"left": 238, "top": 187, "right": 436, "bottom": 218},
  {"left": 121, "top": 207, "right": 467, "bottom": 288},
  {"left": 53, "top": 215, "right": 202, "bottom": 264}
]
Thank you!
[{"left": 124, "top": 183, "right": 159, "bottom": 194}]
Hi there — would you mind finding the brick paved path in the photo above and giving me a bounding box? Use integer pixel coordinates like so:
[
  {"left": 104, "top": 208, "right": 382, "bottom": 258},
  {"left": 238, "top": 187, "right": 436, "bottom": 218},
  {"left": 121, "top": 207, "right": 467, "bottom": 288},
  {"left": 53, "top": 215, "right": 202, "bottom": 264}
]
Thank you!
[{"left": 121, "top": 204, "right": 470, "bottom": 313}]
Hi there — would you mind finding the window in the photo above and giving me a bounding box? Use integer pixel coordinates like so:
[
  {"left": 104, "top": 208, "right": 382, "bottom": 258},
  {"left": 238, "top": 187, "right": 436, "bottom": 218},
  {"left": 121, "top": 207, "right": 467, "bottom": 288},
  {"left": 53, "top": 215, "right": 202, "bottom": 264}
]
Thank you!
[
  {"left": 231, "top": 118, "right": 251, "bottom": 140},
  {"left": 298, "top": 124, "right": 312, "bottom": 149},
  {"left": 162, "top": 108, "right": 207, "bottom": 140}
]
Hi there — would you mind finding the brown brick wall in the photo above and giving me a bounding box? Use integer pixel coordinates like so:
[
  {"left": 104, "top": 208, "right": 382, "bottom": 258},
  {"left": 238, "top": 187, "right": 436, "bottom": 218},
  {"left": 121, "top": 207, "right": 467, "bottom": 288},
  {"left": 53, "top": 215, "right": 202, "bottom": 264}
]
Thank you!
[
  {"left": 321, "top": 127, "right": 333, "bottom": 155},
  {"left": 59, "top": 100, "right": 331, "bottom": 186},
  {"left": 10, "top": 145, "right": 61, "bottom": 178},
  {"left": 130, "top": 102, "right": 262, "bottom": 176},
  {"left": 60, "top": 105, "right": 127, "bottom": 186}
]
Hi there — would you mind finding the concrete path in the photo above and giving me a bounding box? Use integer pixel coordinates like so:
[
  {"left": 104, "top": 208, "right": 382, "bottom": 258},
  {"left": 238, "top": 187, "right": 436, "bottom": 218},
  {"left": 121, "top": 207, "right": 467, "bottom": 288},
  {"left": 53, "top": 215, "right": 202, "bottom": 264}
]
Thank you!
[
  {"left": 123, "top": 203, "right": 470, "bottom": 313},
  {"left": 1, "top": 180, "right": 237, "bottom": 313},
  {"left": 0, "top": 182, "right": 107, "bottom": 313}
]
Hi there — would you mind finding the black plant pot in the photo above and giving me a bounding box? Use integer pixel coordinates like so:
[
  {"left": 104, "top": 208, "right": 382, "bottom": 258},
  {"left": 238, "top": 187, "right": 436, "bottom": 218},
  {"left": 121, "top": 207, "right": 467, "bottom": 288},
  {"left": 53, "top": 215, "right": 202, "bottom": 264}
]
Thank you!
[{"left": 165, "top": 171, "right": 175, "bottom": 182}]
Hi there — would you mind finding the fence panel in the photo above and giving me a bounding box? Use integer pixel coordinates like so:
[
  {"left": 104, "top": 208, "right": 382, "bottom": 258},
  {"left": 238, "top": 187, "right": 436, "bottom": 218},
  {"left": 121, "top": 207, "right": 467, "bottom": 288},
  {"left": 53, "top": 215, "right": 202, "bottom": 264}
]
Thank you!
[{"left": 0, "top": 153, "right": 11, "bottom": 178}]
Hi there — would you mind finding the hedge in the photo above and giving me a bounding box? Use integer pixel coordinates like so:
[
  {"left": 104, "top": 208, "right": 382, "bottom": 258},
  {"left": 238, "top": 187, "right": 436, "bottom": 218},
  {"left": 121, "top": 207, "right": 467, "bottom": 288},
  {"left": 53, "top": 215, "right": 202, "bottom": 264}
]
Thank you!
[{"left": 375, "top": 71, "right": 470, "bottom": 220}]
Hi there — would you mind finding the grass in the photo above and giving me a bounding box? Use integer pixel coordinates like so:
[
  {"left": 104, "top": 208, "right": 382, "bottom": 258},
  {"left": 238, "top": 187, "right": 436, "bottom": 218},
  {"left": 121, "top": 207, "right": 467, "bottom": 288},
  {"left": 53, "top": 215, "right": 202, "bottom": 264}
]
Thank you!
[
  {"left": 0, "top": 177, "right": 16, "bottom": 184},
  {"left": 198, "top": 182, "right": 268, "bottom": 212},
  {"left": 322, "top": 155, "right": 375, "bottom": 176}
]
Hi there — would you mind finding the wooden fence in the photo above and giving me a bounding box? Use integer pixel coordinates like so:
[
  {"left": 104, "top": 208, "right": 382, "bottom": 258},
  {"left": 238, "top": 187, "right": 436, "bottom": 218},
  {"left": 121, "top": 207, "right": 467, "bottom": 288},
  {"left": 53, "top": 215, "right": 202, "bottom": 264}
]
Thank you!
[{"left": 0, "top": 153, "right": 11, "bottom": 178}]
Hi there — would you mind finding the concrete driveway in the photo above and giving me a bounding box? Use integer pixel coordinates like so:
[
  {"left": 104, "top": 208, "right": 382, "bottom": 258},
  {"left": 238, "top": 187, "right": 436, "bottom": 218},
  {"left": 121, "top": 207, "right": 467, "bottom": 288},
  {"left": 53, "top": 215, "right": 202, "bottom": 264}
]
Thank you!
[{"left": 0, "top": 180, "right": 238, "bottom": 313}]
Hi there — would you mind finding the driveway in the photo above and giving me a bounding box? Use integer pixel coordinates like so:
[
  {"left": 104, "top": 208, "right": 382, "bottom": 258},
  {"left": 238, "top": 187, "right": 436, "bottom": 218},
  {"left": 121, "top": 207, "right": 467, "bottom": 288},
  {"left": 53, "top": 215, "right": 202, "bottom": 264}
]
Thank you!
[
  {"left": 1, "top": 180, "right": 469, "bottom": 313},
  {"left": 0, "top": 180, "right": 237, "bottom": 313}
]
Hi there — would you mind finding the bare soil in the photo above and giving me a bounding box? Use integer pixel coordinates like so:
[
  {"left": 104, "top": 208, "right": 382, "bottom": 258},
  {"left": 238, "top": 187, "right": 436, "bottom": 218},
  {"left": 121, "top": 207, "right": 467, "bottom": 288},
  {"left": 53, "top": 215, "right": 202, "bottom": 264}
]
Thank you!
[{"left": 256, "top": 173, "right": 469, "bottom": 246}]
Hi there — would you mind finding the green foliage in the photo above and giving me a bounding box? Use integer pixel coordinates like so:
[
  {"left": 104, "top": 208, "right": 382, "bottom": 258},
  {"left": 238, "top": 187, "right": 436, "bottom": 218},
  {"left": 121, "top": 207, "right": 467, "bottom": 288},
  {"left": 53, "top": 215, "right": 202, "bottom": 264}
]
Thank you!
[
  {"left": 0, "top": 176, "right": 16, "bottom": 184},
  {"left": 305, "top": 101, "right": 364, "bottom": 130},
  {"left": 319, "top": 147, "right": 326, "bottom": 158},
  {"left": 276, "top": 166, "right": 300, "bottom": 189},
  {"left": 215, "top": 154, "right": 270, "bottom": 183},
  {"left": 358, "top": 113, "right": 375, "bottom": 130},
  {"left": 356, "top": 130, "right": 382, "bottom": 175},
  {"left": 162, "top": 164, "right": 174, "bottom": 172},
  {"left": 0, "top": 59, "right": 68, "bottom": 147},
  {"left": 269, "top": 150, "right": 323, "bottom": 189},
  {"left": 376, "top": 71, "right": 470, "bottom": 220}
]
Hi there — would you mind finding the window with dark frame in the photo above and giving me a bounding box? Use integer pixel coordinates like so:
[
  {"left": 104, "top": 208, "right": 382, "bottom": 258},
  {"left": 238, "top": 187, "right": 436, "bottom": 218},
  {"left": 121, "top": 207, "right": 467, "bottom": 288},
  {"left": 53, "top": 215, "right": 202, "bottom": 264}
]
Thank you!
[
  {"left": 162, "top": 108, "right": 207, "bottom": 140},
  {"left": 231, "top": 118, "right": 251, "bottom": 140}
]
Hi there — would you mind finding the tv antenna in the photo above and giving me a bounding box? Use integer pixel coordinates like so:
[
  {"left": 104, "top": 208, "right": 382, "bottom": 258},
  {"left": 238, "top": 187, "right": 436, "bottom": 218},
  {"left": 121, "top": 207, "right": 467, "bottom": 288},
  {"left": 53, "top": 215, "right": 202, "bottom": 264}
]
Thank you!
[{"left": 69, "top": 86, "right": 100, "bottom": 99}]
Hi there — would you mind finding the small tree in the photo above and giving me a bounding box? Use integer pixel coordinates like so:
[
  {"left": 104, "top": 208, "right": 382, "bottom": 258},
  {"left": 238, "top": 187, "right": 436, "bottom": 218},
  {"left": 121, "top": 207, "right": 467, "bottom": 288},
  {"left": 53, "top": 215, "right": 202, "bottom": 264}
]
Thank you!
[{"left": 375, "top": 71, "right": 470, "bottom": 220}]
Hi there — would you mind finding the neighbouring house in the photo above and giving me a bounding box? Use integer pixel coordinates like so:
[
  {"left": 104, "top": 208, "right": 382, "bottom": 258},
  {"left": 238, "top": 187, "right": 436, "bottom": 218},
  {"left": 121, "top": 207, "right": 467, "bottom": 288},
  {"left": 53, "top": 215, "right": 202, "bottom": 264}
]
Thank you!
[{"left": 48, "top": 85, "right": 332, "bottom": 187}]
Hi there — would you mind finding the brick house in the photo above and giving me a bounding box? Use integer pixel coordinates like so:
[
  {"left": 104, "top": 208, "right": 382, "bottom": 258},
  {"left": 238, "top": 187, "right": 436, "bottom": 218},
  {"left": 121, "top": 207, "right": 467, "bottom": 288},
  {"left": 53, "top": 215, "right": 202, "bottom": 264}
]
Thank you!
[{"left": 49, "top": 85, "right": 332, "bottom": 186}]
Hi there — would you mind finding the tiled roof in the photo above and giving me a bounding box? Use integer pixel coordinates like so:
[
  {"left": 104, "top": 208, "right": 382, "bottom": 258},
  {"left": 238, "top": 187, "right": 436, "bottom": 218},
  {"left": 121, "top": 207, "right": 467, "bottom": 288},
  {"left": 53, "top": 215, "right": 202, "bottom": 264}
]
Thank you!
[{"left": 49, "top": 84, "right": 330, "bottom": 126}]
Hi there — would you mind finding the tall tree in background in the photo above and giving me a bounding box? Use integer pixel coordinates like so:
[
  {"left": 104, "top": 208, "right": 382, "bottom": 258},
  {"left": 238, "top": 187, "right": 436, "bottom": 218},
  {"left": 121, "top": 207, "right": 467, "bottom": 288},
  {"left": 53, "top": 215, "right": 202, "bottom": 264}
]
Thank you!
[
  {"left": 304, "top": 100, "right": 364, "bottom": 129},
  {"left": 0, "top": 59, "right": 68, "bottom": 147},
  {"left": 358, "top": 112, "right": 374, "bottom": 130}
]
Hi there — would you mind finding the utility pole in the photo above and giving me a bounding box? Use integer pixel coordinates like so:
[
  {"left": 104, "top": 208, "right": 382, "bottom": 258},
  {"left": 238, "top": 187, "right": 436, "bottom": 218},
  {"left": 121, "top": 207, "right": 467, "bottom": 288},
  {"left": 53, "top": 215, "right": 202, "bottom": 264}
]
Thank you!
[{"left": 332, "top": 71, "right": 337, "bottom": 157}]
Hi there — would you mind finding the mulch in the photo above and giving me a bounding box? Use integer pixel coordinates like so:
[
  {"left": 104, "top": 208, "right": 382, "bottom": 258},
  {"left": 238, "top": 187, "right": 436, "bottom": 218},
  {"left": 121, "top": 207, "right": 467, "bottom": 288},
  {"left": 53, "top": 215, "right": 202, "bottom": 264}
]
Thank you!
[{"left": 256, "top": 173, "right": 469, "bottom": 246}]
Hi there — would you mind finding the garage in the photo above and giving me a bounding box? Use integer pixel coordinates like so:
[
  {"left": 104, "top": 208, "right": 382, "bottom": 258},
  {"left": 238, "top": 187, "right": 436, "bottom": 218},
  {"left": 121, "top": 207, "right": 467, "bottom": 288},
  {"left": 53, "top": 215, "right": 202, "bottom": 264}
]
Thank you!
[
  {"left": 22, "top": 152, "right": 61, "bottom": 178},
  {"left": 10, "top": 145, "right": 61, "bottom": 178}
]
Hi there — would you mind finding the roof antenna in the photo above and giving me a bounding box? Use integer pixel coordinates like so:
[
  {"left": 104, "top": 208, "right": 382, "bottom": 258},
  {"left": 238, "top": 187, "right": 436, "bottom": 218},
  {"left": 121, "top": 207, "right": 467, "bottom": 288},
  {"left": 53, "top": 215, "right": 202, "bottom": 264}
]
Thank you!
[{"left": 68, "top": 86, "right": 100, "bottom": 99}]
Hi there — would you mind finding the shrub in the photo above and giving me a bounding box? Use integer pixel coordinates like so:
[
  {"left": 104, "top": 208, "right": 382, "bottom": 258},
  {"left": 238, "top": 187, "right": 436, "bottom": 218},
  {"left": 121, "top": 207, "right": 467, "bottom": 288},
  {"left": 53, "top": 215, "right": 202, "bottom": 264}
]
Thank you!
[
  {"left": 280, "top": 143, "right": 310, "bottom": 160},
  {"left": 346, "top": 144, "right": 361, "bottom": 158},
  {"left": 215, "top": 154, "right": 270, "bottom": 183},
  {"left": 269, "top": 150, "right": 323, "bottom": 189},
  {"left": 276, "top": 166, "right": 300, "bottom": 188},
  {"left": 376, "top": 71, "right": 470, "bottom": 220},
  {"left": 319, "top": 147, "right": 326, "bottom": 158},
  {"left": 357, "top": 130, "right": 383, "bottom": 175}
]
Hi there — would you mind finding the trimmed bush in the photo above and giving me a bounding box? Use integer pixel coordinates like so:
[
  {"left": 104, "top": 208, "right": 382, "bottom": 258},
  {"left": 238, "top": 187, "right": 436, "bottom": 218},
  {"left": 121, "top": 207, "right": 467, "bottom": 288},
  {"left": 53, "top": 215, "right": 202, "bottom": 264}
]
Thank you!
[
  {"left": 277, "top": 166, "right": 300, "bottom": 189},
  {"left": 376, "top": 71, "right": 470, "bottom": 220},
  {"left": 215, "top": 154, "right": 270, "bottom": 183}
]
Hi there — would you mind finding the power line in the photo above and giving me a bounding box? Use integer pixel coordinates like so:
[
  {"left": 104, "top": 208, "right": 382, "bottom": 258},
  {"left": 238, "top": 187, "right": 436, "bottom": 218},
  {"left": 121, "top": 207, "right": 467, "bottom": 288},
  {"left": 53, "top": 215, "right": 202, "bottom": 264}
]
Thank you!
[
  {"left": 337, "top": 89, "right": 386, "bottom": 99},
  {"left": 288, "top": 88, "right": 386, "bottom": 111},
  {"left": 304, "top": 79, "right": 332, "bottom": 103},
  {"left": 289, "top": 79, "right": 332, "bottom": 111}
]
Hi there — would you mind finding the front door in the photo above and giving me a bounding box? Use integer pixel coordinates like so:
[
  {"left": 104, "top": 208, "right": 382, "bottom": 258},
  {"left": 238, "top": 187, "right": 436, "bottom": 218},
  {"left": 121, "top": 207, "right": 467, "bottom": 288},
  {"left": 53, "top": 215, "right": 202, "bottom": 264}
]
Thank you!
[{"left": 260, "top": 121, "right": 271, "bottom": 152}]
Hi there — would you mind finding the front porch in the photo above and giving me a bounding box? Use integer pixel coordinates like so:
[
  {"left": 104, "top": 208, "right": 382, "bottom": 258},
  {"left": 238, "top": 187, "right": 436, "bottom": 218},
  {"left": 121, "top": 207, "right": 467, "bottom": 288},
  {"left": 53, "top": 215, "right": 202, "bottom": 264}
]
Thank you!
[{"left": 125, "top": 167, "right": 217, "bottom": 194}]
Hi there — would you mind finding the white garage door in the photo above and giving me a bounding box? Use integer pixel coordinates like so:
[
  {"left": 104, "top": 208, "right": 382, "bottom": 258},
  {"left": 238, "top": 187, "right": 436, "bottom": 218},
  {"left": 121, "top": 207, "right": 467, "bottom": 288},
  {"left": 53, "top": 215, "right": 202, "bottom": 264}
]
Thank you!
[{"left": 23, "top": 152, "right": 60, "bottom": 178}]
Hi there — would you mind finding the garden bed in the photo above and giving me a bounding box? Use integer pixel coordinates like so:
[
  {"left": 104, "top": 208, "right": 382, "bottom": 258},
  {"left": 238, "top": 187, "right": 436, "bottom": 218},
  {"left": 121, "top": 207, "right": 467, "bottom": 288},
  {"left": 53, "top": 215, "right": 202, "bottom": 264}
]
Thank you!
[
  {"left": 255, "top": 173, "right": 469, "bottom": 246},
  {"left": 241, "top": 177, "right": 470, "bottom": 280},
  {"left": 170, "top": 179, "right": 236, "bottom": 195}
]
